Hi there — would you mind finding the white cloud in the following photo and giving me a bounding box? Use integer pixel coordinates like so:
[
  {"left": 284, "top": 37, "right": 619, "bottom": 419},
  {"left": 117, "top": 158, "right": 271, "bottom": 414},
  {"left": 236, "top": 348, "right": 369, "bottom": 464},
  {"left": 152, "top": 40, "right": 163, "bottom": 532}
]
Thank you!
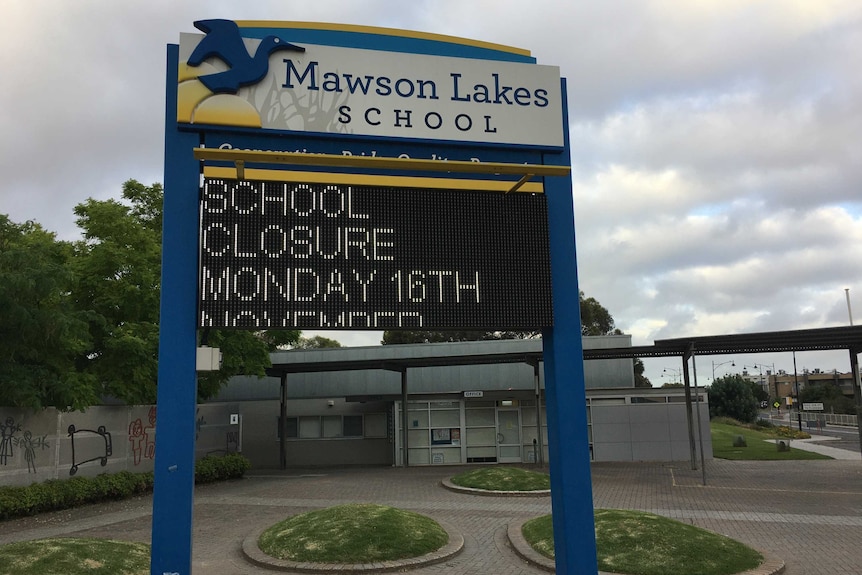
[{"left": 2, "top": 0, "right": 860, "bottom": 383}]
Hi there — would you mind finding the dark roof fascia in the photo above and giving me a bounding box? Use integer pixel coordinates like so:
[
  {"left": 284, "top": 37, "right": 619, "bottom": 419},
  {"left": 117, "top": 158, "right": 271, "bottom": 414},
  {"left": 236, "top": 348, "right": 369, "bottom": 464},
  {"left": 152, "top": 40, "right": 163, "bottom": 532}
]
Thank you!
[
  {"left": 264, "top": 326, "right": 862, "bottom": 376},
  {"left": 265, "top": 351, "right": 544, "bottom": 377},
  {"left": 655, "top": 325, "right": 862, "bottom": 355}
]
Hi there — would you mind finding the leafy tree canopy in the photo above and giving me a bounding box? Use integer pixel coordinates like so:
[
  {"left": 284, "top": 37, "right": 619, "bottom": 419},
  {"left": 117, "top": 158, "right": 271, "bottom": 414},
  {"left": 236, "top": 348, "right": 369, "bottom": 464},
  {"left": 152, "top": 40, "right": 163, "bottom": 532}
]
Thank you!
[
  {"left": 70, "top": 180, "right": 298, "bottom": 405},
  {"left": 1, "top": 180, "right": 300, "bottom": 410},
  {"left": 292, "top": 335, "right": 343, "bottom": 349},
  {"left": 707, "top": 374, "right": 758, "bottom": 423},
  {"left": 748, "top": 380, "right": 769, "bottom": 404},
  {"left": 71, "top": 181, "right": 164, "bottom": 405},
  {"left": 579, "top": 291, "right": 617, "bottom": 336},
  {"left": 382, "top": 292, "right": 618, "bottom": 344},
  {"left": 799, "top": 382, "right": 856, "bottom": 415},
  {"left": 0, "top": 215, "right": 97, "bottom": 410},
  {"left": 633, "top": 358, "right": 652, "bottom": 388},
  {"left": 381, "top": 330, "right": 540, "bottom": 345}
]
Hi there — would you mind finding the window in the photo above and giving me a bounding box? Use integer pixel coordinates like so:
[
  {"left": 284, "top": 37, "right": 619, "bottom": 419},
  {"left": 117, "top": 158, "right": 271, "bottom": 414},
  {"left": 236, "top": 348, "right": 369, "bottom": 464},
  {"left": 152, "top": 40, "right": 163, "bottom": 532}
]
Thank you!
[
  {"left": 299, "top": 416, "right": 321, "bottom": 438},
  {"left": 276, "top": 416, "right": 299, "bottom": 439},
  {"left": 631, "top": 396, "right": 665, "bottom": 404},
  {"left": 343, "top": 415, "right": 363, "bottom": 437},
  {"left": 322, "top": 416, "right": 342, "bottom": 438}
]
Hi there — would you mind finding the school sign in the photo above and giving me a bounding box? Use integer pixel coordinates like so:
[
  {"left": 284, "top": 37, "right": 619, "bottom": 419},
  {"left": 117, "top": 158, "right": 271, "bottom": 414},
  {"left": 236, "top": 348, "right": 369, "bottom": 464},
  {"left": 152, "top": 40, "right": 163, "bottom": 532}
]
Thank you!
[{"left": 154, "top": 20, "right": 595, "bottom": 575}]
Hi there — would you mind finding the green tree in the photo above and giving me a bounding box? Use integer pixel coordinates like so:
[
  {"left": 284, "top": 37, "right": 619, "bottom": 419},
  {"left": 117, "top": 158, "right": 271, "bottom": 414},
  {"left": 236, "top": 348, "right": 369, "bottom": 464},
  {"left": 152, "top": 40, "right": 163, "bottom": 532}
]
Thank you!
[
  {"left": 382, "top": 330, "right": 502, "bottom": 345},
  {"left": 707, "top": 374, "right": 758, "bottom": 422},
  {"left": 799, "top": 382, "right": 855, "bottom": 415},
  {"left": 747, "top": 380, "right": 769, "bottom": 404},
  {"left": 0, "top": 215, "right": 97, "bottom": 410},
  {"left": 71, "top": 181, "right": 164, "bottom": 405},
  {"left": 633, "top": 358, "right": 652, "bottom": 388},
  {"left": 382, "top": 292, "right": 617, "bottom": 344},
  {"left": 71, "top": 180, "right": 296, "bottom": 404},
  {"left": 293, "top": 335, "right": 343, "bottom": 349},
  {"left": 579, "top": 291, "right": 616, "bottom": 336}
]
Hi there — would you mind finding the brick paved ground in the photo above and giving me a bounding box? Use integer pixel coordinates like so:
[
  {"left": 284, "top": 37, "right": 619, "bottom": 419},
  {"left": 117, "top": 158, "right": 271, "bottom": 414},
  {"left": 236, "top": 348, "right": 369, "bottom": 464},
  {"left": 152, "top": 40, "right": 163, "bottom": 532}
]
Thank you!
[{"left": 1, "top": 458, "right": 860, "bottom": 574}]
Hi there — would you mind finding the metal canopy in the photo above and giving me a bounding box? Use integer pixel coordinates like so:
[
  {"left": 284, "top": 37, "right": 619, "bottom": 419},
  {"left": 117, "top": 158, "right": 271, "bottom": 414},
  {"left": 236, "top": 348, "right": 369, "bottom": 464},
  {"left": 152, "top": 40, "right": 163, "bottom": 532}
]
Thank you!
[
  {"left": 584, "top": 325, "right": 862, "bottom": 360},
  {"left": 266, "top": 350, "right": 544, "bottom": 377},
  {"left": 266, "top": 324, "right": 862, "bottom": 478},
  {"left": 264, "top": 326, "right": 862, "bottom": 376}
]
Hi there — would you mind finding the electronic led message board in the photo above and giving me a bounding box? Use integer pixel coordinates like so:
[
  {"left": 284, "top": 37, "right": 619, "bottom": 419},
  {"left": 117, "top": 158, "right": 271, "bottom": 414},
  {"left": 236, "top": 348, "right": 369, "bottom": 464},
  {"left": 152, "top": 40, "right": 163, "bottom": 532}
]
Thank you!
[
  {"left": 198, "top": 178, "right": 552, "bottom": 329},
  {"left": 159, "top": 21, "right": 595, "bottom": 575}
]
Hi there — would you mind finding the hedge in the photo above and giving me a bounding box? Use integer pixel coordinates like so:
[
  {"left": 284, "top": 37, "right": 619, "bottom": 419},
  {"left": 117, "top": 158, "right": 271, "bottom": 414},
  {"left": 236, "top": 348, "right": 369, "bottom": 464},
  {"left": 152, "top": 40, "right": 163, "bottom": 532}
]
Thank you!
[{"left": 0, "top": 453, "right": 250, "bottom": 521}]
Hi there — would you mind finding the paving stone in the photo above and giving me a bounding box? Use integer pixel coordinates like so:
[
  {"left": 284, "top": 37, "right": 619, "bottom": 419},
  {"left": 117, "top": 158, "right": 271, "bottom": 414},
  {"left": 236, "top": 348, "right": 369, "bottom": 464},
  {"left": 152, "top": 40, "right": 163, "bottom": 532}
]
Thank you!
[{"left": 1, "top": 458, "right": 860, "bottom": 574}]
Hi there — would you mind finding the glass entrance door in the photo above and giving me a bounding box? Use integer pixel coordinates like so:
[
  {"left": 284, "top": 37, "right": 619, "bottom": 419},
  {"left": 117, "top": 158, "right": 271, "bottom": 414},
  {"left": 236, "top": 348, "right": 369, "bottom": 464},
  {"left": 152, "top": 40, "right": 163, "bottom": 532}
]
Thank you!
[{"left": 496, "top": 409, "right": 522, "bottom": 463}]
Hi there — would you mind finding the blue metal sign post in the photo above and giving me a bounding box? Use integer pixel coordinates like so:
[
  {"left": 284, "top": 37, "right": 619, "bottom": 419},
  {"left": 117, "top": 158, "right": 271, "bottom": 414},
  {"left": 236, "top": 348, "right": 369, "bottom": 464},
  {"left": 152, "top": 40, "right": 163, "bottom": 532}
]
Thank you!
[
  {"left": 153, "top": 22, "right": 598, "bottom": 575},
  {"left": 542, "top": 82, "right": 599, "bottom": 574},
  {"left": 150, "top": 44, "right": 201, "bottom": 575}
]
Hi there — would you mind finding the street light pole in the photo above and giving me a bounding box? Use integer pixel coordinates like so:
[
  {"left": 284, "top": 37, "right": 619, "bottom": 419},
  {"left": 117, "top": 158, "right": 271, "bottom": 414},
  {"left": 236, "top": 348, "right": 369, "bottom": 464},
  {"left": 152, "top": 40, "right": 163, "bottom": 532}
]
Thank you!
[
  {"left": 747, "top": 362, "right": 778, "bottom": 415},
  {"left": 793, "top": 351, "right": 802, "bottom": 431},
  {"left": 663, "top": 367, "right": 682, "bottom": 385},
  {"left": 711, "top": 359, "right": 735, "bottom": 381}
]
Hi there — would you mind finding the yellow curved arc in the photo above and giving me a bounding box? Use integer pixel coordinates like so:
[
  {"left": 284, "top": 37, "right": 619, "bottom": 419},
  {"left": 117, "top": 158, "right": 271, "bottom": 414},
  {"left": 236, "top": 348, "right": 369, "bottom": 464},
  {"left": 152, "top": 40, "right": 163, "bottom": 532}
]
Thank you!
[{"left": 234, "top": 21, "right": 531, "bottom": 58}]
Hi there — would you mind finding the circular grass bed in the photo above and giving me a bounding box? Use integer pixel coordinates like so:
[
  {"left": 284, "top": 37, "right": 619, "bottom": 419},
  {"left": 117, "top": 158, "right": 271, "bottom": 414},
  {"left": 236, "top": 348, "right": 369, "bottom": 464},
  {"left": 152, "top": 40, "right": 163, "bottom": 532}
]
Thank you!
[
  {"left": 450, "top": 466, "right": 550, "bottom": 491},
  {"left": 0, "top": 538, "right": 150, "bottom": 575},
  {"left": 523, "top": 509, "right": 763, "bottom": 575},
  {"left": 258, "top": 503, "right": 448, "bottom": 563}
]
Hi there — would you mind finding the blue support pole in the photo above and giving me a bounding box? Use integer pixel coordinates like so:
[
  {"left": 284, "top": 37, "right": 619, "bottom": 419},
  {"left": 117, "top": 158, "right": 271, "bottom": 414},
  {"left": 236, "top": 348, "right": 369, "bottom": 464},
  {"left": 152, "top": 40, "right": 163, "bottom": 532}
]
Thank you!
[
  {"left": 542, "top": 79, "right": 599, "bottom": 575},
  {"left": 150, "top": 44, "right": 201, "bottom": 575}
]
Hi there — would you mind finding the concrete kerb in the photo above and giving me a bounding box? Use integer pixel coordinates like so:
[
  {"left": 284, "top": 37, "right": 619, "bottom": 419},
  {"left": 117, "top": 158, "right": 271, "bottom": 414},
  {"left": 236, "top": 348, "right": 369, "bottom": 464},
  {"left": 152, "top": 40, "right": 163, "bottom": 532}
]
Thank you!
[
  {"left": 440, "top": 477, "right": 551, "bottom": 497},
  {"left": 780, "top": 435, "right": 862, "bottom": 460},
  {"left": 241, "top": 519, "right": 464, "bottom": 573},
  {"left": 506, "top": 517, "right": 787, "bottom": 575}
]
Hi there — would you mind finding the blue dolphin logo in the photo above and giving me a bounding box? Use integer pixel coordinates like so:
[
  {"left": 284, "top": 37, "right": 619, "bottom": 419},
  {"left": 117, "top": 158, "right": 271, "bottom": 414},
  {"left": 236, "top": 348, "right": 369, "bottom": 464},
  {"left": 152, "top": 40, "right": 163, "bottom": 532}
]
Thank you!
[{"left": 187, "top": 19, "right": 305, "bottom": 94}]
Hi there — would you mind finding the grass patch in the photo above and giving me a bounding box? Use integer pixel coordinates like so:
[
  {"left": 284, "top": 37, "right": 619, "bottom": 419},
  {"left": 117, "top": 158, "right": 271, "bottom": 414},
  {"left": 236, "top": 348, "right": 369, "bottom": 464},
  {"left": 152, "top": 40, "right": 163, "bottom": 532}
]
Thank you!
[
  {"left": 258, "top": 504, "right": 447, "bottom": 563},
  {"left": 0, "top": 538, "right": 149, "bottom": 575},
  {"left": 523, "top": 510, "right": 763, "bottom": 575},
  {"left": 711, "top": 422, "right": 830, "bottom": 460},
  {"left": 450, "top": 466, "right": 550, "bottom": 491}
]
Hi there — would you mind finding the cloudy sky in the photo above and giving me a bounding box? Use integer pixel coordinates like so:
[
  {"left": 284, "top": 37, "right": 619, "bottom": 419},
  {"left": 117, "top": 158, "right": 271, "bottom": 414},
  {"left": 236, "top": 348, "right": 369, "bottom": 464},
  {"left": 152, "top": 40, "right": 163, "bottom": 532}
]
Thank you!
[{"left": 3, "top": 1, "right": 860, "bottom": 385}]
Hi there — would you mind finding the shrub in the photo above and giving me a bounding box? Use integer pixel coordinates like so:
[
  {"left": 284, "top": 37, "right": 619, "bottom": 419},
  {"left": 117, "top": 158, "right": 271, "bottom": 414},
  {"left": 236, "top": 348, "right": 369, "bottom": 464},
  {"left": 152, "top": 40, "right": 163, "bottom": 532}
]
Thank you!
[
  {"left": 0, "top": 453, "right": 250, "bottom": 520},
  {"left": 708, "top": 375, "right": 758, "bottom": 423},
  {"left": 771, "top": 426, "right": 810, "bottom": 440},
  {"left": 195, "top": 453, "right": 251, "bottom": 484}
]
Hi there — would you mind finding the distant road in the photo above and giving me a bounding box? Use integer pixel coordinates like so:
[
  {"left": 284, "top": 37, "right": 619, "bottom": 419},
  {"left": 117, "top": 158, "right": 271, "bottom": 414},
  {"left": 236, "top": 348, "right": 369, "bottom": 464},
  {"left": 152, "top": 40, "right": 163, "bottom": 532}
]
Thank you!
[{"left": 759, "top": 412, "right": 860, "bottom": 453}]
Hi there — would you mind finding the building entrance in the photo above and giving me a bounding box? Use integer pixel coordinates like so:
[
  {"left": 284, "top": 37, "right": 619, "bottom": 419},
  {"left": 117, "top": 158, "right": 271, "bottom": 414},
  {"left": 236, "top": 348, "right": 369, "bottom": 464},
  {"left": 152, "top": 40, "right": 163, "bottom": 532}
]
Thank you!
[{"left": 496, "top": 409, "right": 522, "bottom": 463}]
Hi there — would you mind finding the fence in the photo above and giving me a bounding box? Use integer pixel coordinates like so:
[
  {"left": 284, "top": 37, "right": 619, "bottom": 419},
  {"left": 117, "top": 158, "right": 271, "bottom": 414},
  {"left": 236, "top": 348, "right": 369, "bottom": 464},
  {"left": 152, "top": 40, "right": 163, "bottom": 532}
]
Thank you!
[{"left": 802, "top": 413, "right": 858, "bottom": 427}]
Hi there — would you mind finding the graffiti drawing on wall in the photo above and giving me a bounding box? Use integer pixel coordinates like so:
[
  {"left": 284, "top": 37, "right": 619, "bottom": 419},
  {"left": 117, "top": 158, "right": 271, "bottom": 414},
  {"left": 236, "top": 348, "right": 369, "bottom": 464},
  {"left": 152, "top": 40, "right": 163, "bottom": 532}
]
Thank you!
[
  {"left": 129, "top": 407, "right": 156, "bottom": 465},
  {"left": 18, "top": 431, "right": 50, "bottom": 473},
  {"left": 0, "top": 417, "right": 22, "bottom": 465},
  {"left": 68, "top": 424, "right": 113, "bottom": 476},
  {"left": 226, "top": 429, "right": 239, "bottom": 453},
  {"left": 195, "top": 407, "right": 207, "bottom": 441},
  {"left": 1, "top": 417, "right": 51, "bottom": 473}
]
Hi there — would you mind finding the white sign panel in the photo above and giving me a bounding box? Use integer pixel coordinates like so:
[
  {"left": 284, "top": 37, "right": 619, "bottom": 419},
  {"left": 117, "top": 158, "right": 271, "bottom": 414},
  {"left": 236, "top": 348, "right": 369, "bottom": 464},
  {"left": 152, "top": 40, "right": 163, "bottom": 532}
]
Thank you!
[
  {"left": 464, "top": 391, "right": 484, "bottom": 398},
  {"left": 178, "top": 34, "right": 563, "bottom": 147},
  {"left": 802, "top": 402, "right": 824, "bottom": 411}
]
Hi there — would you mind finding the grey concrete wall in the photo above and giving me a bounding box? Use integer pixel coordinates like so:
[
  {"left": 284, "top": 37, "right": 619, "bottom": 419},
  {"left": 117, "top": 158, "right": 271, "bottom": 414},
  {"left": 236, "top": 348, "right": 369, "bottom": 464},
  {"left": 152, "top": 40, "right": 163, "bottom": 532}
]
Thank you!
[
  {"left": 237, "top": 399, "right": 393, "bottom": 469},
  {"left": 0, "top": 404, "right": 240, "bottom": 487},
  {"left": 591, "top": 402, "right": 711, "bottom": 462}
]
